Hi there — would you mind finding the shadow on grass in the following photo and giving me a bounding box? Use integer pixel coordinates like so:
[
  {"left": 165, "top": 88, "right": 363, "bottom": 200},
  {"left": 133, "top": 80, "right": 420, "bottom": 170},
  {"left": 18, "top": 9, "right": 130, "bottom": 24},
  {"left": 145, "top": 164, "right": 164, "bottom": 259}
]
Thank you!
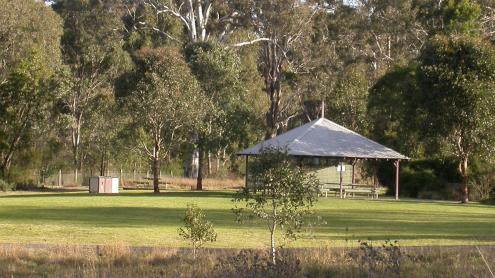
[
  {"left": 0, "top": 190, "right": 236, "bottom": 199},
  {"left": 0, "top": 206, "right": 493, "bottom": 242},
  {"left": 0, "top": 206, "right": 237, "bottom": 228}
]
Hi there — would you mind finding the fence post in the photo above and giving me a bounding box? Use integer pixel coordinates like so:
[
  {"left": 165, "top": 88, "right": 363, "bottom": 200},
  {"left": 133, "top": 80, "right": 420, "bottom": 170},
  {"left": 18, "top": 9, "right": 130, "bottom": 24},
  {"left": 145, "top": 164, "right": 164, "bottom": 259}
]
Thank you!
[{"left": 58, "top": 169, "right": 62, "bottom": 187}]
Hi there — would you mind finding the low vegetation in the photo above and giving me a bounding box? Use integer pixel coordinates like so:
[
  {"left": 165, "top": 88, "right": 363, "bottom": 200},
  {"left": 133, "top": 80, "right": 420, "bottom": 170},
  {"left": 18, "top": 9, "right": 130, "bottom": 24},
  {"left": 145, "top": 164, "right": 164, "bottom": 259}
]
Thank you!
[
  {"left": 1, "top": 243, "right": 493, "bottom": 277},
  {"left": 179, "top": 204, "right": 217, "bottom": 258}
]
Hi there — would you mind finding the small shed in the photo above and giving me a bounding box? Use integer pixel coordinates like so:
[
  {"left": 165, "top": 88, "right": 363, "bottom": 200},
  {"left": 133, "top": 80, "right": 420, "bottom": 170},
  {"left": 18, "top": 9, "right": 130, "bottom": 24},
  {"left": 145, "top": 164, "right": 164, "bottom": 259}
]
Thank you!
[
  {"left": 238, "top": 117, "right": 410, "bottom": 200},
  {"left": 89, "top": 176, "right": 119, "bottom": 194}
]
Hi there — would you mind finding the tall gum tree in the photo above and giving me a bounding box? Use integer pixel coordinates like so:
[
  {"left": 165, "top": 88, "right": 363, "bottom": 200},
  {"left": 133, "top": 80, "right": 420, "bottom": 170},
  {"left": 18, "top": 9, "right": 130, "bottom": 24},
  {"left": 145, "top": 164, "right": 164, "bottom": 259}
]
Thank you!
[
  {"left": 124, "top": 47, "right": 208, "bottom": 193},
  {"left": 417, "top": 0, "right": 495, "bottom": 203},
  {"left": 53, "top": 0, "right": 131, "bottom": 182},
  {"left": 234, "top": 0, "right": 318, "bottom": 138},
  {"left": 417, "top": 35, "right": 495, "bottom": 203},
  {"left": 127, "top": 0, "right": 270, "bottom": 185},
  {"left": 0, "top": 0, "right": 63, "bottom": 177}
]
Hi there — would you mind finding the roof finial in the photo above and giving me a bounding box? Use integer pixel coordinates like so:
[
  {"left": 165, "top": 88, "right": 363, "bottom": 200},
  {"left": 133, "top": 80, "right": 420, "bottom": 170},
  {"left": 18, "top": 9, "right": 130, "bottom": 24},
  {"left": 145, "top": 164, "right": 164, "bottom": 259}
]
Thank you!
[{"left": 321, "top": 99, "right": 325, "bottom": 119}]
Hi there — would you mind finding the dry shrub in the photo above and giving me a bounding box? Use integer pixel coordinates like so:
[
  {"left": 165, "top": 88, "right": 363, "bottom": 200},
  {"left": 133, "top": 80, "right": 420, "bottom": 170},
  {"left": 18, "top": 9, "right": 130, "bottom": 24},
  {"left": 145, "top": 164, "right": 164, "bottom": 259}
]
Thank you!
[
  {"left": 1, "top": 244, "right": 494, "bottom": 277},
  {"left": 0, "top": 244, "right": 29, "bottom": 263},
  {"left": 214, "top": 249, "right": 302, "bottom": 278},
  {"left": 147, "top": 248, "right": 180, "bottom": 266},
  {"left": 125, "top": 177, "right": 243, "bottom": 190},
  {"left": 98, "top": 243, "right": 133, "bottom": 266}
]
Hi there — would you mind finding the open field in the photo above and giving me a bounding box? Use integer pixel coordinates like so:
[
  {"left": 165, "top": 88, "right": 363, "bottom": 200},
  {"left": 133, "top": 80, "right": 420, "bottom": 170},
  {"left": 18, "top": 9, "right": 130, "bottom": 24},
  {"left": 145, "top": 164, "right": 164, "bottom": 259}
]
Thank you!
[{"left": 0, "top": 190, "right": 494, "bottom": 248}]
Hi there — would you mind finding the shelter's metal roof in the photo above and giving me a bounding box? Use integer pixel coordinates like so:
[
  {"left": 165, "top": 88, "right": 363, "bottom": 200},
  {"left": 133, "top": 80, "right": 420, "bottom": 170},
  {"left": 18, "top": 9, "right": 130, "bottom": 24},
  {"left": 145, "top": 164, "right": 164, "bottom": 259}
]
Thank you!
[{"left": 238, "top": 118, "right": 409, "bottom": 160}]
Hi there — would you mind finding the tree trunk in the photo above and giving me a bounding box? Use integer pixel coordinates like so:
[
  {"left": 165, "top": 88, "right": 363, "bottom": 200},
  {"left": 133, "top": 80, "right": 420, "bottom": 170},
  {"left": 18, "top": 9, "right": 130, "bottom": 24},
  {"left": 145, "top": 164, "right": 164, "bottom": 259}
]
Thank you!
[
  {"left": 152, "top": 155, "right": 160, "bottom": 193},
  {"left": 207, "top": 151, "right": 211, "bottom": 175},
  {"left": 185, "top": 134, "right": 199, "bottom": 179},
  {"left": 196, "top": 141, "right": 204, "bottom": 191},
  {"left": 1, "top": 132, "right": 23, "bottom": 177},
  {"left": 270, "top": 222, "right": 277, "bottom": 265},
  {"left": 152, "top": 140, "right": 161, "bottom": 194},
  {"left": 100, "top": 151, "right": 105, "bottom": 176},
  {"left": 459, "top": 156, "right": 469, "bottom": 203},
  {"left": 262, "top": 41, "right": 283, "bottom": 140}
]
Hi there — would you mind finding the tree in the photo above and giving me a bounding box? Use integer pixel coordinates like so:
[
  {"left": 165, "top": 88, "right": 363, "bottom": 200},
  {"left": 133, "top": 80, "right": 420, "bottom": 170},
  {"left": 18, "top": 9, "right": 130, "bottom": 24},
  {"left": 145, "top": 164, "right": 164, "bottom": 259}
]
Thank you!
[
  {"left": 417, "top": 34, "right": 495, "bottom": 203},
  {"left": 325, "top": 65, "right": 369, "bottom": 133},
  {"left": 233, "top": 148, "right": 320, "bottom": 264},
  {"left": 130, "top": 0, "right": 268, "bottom": 181},
  {"left": 233, "top": 0, "right": 317, "bottom": 138},
  {"left": 0, "top": 52, "right": 59, "bottom": 177},
  {"left": 415, "top": 0, "right": 495, "bottom": 203},
  {"left": 185, "top": 42, "right": 255, "bottom": 190},
  {"left": 0, "top": 0, "right": 62, "bottom": 85},
  {"left": 123, "top": 47, "right": 207, "bottom": 193},
  {"left": 53, "top": 0, "right": 131, "bottom": 181},
  {"left": 368, "top": 63, "right": 426, "bottom": 157},
  {"left": 0, "top": 0, "right": 62, "bottom": 178},
  {"left": 178, "top": 204, "right": 217, "bottom": 259}
]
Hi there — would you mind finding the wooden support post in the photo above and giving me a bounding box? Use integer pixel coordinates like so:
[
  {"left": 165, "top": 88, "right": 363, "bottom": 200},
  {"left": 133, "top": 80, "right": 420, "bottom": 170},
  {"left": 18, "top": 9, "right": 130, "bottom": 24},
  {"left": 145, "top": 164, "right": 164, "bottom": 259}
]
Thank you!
[
  {"left": 339, "top": 161, "right": 343, "bottom": 199},
  {"left": 351, "top": 159, "right": 356, "bottom": 188},
  {"left": 58, "top": 169, "right": 62, "bottom": 187},
  {"left": 245, "top": 155, "right": 249, "bottom": 187},
  {"left": 395, "top": 160, "right": 400, "bottom": 201}
]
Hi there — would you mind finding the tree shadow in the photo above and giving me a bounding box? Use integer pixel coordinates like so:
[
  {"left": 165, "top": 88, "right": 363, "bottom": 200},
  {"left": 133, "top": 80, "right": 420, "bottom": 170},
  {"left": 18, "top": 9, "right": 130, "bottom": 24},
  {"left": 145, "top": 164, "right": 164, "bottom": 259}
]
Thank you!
[
  {"left": 0, "top": 206, "right": 237, "bottom": 228},
  {"left": 0, "top": 190, "right": 236, "bottom": 199}
]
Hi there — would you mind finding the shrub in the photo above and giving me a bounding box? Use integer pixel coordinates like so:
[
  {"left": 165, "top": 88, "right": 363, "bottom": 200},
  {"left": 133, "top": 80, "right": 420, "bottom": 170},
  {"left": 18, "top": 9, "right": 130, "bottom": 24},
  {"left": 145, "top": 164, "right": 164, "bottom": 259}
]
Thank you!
[
  {"left": 213, "top": 250, "right": 302, "bottom": 278},
  {"left": 377, "top": 158, "right": 461, "bottom": 199},
  {"left": 178, "top": 204, "right": 217, "bottom": 259},
  {"left": 469, "top": 175, "right": 494, "bottom": 201},
  {"left": 348, "top": 240, "right": 402, "bottom": 277},
  {"left": 0, "top": 179, "right": 14, "bottom": 192}
]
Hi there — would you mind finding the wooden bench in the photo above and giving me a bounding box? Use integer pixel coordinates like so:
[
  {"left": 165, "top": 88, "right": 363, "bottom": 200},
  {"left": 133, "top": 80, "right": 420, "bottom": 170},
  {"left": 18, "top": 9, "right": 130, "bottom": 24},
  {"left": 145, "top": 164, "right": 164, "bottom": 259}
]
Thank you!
[
  {"left": 320, "top": 183, "right": 352, "bottom": 197},
  {"left": 344, "top": 188, "right": 378, "bottom": 199},
  {"left": 320, "top": 183, "right": 384, "bottom": 199}
]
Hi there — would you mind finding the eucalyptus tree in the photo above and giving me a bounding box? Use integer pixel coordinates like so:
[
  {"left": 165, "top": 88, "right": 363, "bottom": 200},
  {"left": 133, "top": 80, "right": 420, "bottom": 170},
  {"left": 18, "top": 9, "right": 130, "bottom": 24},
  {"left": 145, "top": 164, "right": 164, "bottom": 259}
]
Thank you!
[
  {"left": 52, "top": 0, "right": 131, "bottom": 181},
  {"left": 416, "top": 0, "right": 495, "bottom": 203},
  {"left": 124, "top": 47, "right": 208, "bottom": 193},
  {"left": 232, "top": 0, "right": 319, "bottom": 138},
  {"left": 417, "top": 35, "right": 495, "bottom": 203},
  {"left": 0, "top": 0, "right": 62, "bottom": 84},
  {"left": 184, "top": 42, "right": 245, "bottom": 189},
  {"left": 0, "top": 0, "right": 63, "bottom": 178}
]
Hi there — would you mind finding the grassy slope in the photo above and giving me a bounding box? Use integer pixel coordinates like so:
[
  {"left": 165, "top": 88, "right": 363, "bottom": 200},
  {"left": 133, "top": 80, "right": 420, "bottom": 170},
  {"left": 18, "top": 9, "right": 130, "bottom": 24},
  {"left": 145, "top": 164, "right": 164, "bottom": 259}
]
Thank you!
[{"left": 0, "top": 190, "right": 493, "bottom": 248}]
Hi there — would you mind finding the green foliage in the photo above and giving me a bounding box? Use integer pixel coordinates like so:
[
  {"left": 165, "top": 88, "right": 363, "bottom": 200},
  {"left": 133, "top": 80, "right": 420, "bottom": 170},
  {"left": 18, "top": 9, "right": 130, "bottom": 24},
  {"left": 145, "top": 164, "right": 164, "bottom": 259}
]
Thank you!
[
  {"left": 185, "top": 42, "right": 262, "bottom": 153},
  {"left": 126, "top": 47, "right": 206, "bottom": 142},
  {"left": 122, "top": 2, "right": 183, "bottom": 51},
  {"left": 178, "top": 204, "right": 217, "bottom": 258},
  {"left": 377, "top": 158, "right": 461, "bottom": 199},
  {"left": 0, "top": 51, "right": 59, "bottom": 176},
  {"left": 0, "top": 178, "right": 13, "bottom": 192},
  {"left": 442, "top": 0, "right": 481, "bottom": 34},
  {"left": 123, "top": 46, "right": 208, "bottom": 192},
  {"left": 326, "top": 66, "right": 369, "bottom": 133},
  {"left": 418, "top": 35, "right": 495, "bottom": 162},
  {"left": 0, "top": 0, "right": 62, "bottom": 83},
  {"left": 368, "top": 63, "right": 428, "bottom": 158},
  {"left": 233, "top": 148, "right": 320, "bottom": 262}
]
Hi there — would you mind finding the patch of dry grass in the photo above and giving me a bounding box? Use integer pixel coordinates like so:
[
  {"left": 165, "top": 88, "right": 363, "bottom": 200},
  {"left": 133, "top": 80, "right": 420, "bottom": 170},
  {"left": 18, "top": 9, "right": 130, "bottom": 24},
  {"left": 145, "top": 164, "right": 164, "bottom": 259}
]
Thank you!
[
  {"left": 0, "top": 244, "right": 494, "bottom": 277},
  {"left": 123, "top": 177, "right": 243, "bottom": 190}
]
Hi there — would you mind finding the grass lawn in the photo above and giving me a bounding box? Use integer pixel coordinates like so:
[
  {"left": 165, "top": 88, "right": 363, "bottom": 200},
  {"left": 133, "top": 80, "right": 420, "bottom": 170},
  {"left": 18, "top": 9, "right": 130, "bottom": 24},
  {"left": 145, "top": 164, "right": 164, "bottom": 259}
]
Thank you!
[{"left": 0, "top": 190, "right": 494, "bottom": 248}]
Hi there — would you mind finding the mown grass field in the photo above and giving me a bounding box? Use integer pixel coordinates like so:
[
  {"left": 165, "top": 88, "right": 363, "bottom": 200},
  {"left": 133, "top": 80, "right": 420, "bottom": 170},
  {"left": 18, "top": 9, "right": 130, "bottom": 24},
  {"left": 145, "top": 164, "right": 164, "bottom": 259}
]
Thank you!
[{"left": 0, "top": 190, "right": 494, "bottom": 248}]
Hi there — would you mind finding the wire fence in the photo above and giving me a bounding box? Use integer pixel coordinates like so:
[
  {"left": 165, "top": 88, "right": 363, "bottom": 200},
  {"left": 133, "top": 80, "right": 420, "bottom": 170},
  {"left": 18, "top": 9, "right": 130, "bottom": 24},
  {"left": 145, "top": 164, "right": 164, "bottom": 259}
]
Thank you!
[{"left": 42, "top": 170, "right": 172, "bottom": 187}]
